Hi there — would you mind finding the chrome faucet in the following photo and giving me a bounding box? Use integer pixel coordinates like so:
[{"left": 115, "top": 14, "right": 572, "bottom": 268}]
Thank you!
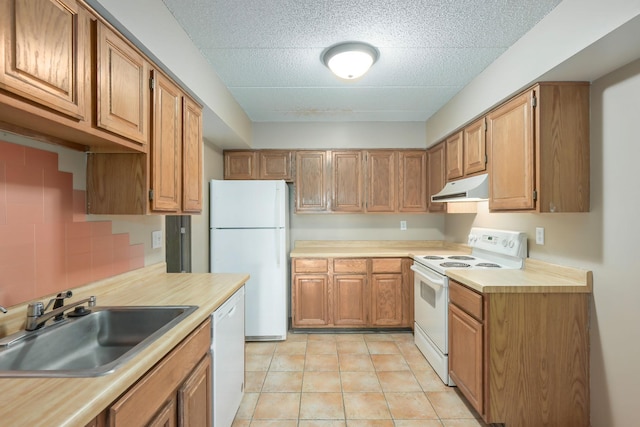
[
  {"left": 0, "top": 306, "right": 6, "bottom": 314},
  {"left": 26, "top": 293, "right": 96, "bottom": 331}
]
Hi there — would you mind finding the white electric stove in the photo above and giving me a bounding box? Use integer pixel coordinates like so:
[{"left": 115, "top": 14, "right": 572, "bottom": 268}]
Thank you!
[{"left": 412, "top": 228, "right": 527, "bottom": 385}]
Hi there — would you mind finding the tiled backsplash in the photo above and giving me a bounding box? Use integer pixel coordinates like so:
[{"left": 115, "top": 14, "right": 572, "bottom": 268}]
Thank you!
[{"left": 0, "top": 140, "right": 144, "bottom": 307}]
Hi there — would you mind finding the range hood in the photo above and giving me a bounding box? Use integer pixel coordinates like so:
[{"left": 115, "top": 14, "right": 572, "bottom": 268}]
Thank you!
[{"left": 431, "top": 173, "right": 489, "bottom": 202}]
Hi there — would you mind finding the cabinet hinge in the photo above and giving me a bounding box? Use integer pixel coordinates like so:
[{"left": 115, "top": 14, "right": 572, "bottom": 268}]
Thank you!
[
  {"left": 532, "top": 95, "right": 537, "bottom": 108},
  {"left": 149, "top": 189, "right": 154, "bottom": 201},
  {"left": 533, "top": 190, "right": 538, "bottom": 201},
  {"left": 180, "top": 227, "right": 186, "bottom": 234},
  {"left": 484, "top": 153, "right": 488, "bottom": 164},
  {"left": 149, "top": 77, "right": 155, "bottom": 90}
]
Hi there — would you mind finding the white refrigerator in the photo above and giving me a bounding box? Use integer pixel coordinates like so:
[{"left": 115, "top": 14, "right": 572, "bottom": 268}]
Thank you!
[{"left": 210, "top": 179, "right": 289, "bottom": 341}]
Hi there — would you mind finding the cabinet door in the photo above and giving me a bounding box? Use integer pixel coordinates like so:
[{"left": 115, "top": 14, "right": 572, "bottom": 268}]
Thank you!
[
  {"left": 182, "top": 97, "right": 203, "bottom": 213},
  {"left": 398, "top": 150, "right": 427, "bottom": 212},
  {"left": 148, "top": 398, "right": 177, "bottom": 427},
  {"left": 96, "top": 22, "right": 150, "bottom": 145},
  {"left": 295, "top": 151, "right": 329, "bottom": 212},
  {"left": 259, "top": 150, "right": 293, "bottom": 181},
  {"left": 178, "top": 355, "right": 211, "bottom": 427},
  {"left": 463, "top": 117, "right": 487, "bottom": 175},
  {"left": 427, "top": 143, "right": 446, "bottom": 213},
  {"left": 370, "top": 273, "right": 403, "bottom": 326},
  {"left": 487, "top": 90, "right": 535, "bottom": 211},
  {"left": 445, "top": 132, "right": 464, "bottom": 180},
  {"left": 292, "top": 274, "right": 329, "bottom": 326},
  {"left": 150, "top": 70, "right": 182, "bottom": 212},
  {"left": 0, "top": 0, "right": 88, "bottom": 119},
  {"left": 224, "top": 151, "right": 258, "bottom": 180},
  {"left": 365, "top": 150, "right": 396, "bottom": 212},
  {"left": 449, "top": 303, "right": 484, "bottom": 414},
  {"left": 332, "top": 151, "right": 363, "bottom": 212},
  {"left": 333, "top": 274, "right": 367, "bottom": 326}
]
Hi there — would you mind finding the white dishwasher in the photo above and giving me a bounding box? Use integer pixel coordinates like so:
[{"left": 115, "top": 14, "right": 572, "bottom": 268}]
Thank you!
[{"left": 211, "top": 286, "right": 245, "bottom": 427}]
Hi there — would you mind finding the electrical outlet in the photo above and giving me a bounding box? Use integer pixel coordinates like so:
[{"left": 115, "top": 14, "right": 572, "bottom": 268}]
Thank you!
[
  {"left": 535, "top": 227, "right": 545, "bottom": 245},
  {"left": 152, "top": 230, "right": 163, "bottom": 249},
  {"left": 400, "top": 220, "right": 407, "bottom": 231}
]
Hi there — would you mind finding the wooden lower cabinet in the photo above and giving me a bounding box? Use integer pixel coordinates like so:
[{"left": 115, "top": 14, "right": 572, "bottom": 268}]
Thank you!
[
  {"left": 291, "top": 257, "right": 413, "bottom": 329},
  {"left": 448, "top": 280, "right": 590, "bottom": 427},
  {"left": 104, "top": 319, "right": 211, "bottom": 427}
]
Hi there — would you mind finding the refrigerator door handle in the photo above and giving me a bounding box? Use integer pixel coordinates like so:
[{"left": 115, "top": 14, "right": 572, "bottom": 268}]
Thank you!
[{"left": 275, "top": 186, "right": 281, "bottom": 267}]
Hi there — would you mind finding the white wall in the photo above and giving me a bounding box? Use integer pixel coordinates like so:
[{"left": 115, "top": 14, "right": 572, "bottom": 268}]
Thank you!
[{"left": 444, "top": 58, "right": 640, "bottom": 427}]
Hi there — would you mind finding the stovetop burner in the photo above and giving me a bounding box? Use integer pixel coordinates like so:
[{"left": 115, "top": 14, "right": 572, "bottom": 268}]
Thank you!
[
  {"left": 476, "top": 262, "right": 501, "bottom": 268},
  {"left": 448, "top": 255, "right": 475, "bottom": 260},
  {"left": 440, "top": 262, "right": 471, "bottom": 268},
  {"left": 423, "top": 255, "right": 445, "bottom": 260}
]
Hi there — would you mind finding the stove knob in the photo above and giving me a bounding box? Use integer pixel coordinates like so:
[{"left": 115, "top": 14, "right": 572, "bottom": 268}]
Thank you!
[
  {"left": 502, "top": 239, "right": 508, "bottom": 247},
  {"left": 508, "top": 240, "right": 515, "bottom": 248}
]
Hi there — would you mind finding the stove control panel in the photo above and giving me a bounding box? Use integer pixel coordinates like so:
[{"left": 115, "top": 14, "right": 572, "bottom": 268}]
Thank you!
[{"left": 468, "top": 227, "right": 527, "bottom": 258}]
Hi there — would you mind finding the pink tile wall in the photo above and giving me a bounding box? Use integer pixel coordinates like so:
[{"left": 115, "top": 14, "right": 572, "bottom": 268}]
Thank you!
[{"left": 0, "top": 140, "right": 144, "bottom": 307}]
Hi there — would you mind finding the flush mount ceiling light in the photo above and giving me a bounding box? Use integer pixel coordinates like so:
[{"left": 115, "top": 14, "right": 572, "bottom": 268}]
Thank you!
[{"left": 321, "top": 42, "right": 379, "bottom": 80}]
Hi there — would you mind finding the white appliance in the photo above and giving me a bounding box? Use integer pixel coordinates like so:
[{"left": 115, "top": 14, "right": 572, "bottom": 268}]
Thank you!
[
  {"left": 210, "top": 179, "right": 289, "bottom": 341},
  {"left": 412, "top": 227, "right": 527, "bottom": 386},
  {"left": 211, "top": 286, "right": 245, "bottom": 427}
]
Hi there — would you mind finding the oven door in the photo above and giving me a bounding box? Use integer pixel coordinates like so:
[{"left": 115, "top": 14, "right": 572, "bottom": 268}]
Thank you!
[{"left": 411, "top": 263, "right": 448, "bottom": 354}]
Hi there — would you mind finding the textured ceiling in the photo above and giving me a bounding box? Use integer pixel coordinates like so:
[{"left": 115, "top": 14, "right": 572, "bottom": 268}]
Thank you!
[{"left": 161, "top": 0, "right": 562, "bottom": 122}]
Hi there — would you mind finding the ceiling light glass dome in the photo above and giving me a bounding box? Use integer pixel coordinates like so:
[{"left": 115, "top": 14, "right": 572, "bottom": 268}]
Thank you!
[{"left": 322, "top": 42, "right": 379, "bottom": 80}]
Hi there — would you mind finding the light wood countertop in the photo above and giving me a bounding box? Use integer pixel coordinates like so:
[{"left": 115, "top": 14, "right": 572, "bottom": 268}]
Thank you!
[{"left": 0, "top": 263, "right": 248, "bottom": 427}]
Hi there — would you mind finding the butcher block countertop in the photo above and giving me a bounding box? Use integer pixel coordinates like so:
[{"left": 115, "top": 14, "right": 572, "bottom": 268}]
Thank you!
[
  {"left": 0, "top": 263, "right": 248, "bottom": 427},
  {"left": 290, "top": 240, "right": 592, "bottom": 294}
]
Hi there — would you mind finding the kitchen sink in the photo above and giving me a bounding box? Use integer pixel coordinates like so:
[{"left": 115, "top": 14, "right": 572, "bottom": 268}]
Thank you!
[{"left": 0, "top": 305, "right": 197, "bottom": 378}]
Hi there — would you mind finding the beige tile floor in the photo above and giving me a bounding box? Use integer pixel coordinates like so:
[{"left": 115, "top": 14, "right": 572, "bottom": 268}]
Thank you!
[{"left": 232, "top": 332, "right": 490, "bottom": 427}]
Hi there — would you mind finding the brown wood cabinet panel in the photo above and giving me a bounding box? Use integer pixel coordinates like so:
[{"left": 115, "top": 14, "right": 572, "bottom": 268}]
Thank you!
[
  {"left": 292, "top": 274, "right": 329, "bottom": 326},
  {"left": 150, "top": 70, "right": 182, "bottom": 213},
  {"left": 445, "top": 131, "right": 464, "bottom": 180},
  {"left": 108, "top": 320, "right": 210, "bottom": 427},
  {"left": 334, "top": 258, "right": 367, "bottom": 274},
  {"left": 331, "top": 150, "right": 363, "bottom": 212},
  {"left": 295, "top": 150, "right": 329, "bottom": 212},
  {"left": 0, "top": 0, "right": 89, "bottom": 120},
  {"left": 86, "top": 153, "right": 147, "bottom": 214},
  {"left": 449, "top": 303, "right": 484, "bottom": 414},
  {"left": 487, "top": 89, "right": 535, "bottom": 211},
  {"left": 294, "top": 258, "right": 329, "bottom": 273},
  {"left": 463, "top": 117, "right": 487, "bottom": 176},
  {"left": 259, "top": 150, "right": 293, "bottom": 181},
  {"left": 398, "top": 150, "right": 427, "bottom": 212},
  {"left": 426, "top": 142, "right": 446, "bottom": 213},
  {"left": 96, "top": 21, "right": 149, "bottom": 145},
  {"left": 148, "top": 398, "right": 177, "bottom": 427},
  {"left": 365, "top": 150, "right": 396, "bottom": 212},
  {"left": 370, "top": 273, "right": 403, "bottom": 326},
  {"left": 371, "top": 258, "right": 402, "bottom": 273},
  {"left": 449, "top": 280, "right": 483, "bottom": 321},
  {"left": 182, "top": 97, "right": 203, "bottom": 213},
  {"left": 224, "top": 151, "right": 258, "bottom": 180},
  {"left": 333, "top": 274, "right": 368, "bottom": 326},
  {"left": 178, "top": 355, "right": 211, "bottom": 427}
]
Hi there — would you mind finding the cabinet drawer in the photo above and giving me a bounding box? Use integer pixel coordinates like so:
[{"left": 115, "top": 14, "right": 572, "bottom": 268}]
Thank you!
[
  {"left": 294, "top": 258, "right": 329, "bottom": 273},
  {"left": 371, "top": 258, "right": 402, "bottom": 273},
  {"left": 334, "top": 258, "right": 367, "bottom": 274},
  {"left": 449, "top": 280, "right": 483, "bottom": 321}
]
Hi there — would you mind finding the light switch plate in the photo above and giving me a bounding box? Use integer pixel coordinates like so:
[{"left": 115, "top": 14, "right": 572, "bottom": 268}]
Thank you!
[
  {"left": 535, "top": 227, "right": 545, "bottom": 245},
  {"left": 152, "top": 230, "right": 163, "bottom": 249},
  {"left": 400, "top": 220, "right": 407, "bottom": 231}
]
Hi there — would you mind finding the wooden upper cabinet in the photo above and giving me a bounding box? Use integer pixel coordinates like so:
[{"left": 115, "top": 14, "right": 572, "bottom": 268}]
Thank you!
[
  {"left": 365, "top": 150, "right": 396, "bottom": 213},
  {"left": 487, "top": 89, "right": 535, "bottom": 211},
  {"left": 295, "top": 150, "right": 329, "bottom": 212},
  {"left": 463, "top": 117, "right": 487, "bottom": 176},
  {"left": 259, "top": 150, "right": 293, "bottom": 181},
  {"left": 182, "top": 97, "right": 203, "bottom": 213},
  {"left": 427, "top": 142, "right": 446, "bottom": 213},
  {"left": 150, "top": 70, "right": 182, "bottom": 213},
  {"left": 445, "top": 131, "right": 464, "bottom": 180},
  {"left": 96, "top": 21, "right": 150, "bottom": 145},
  {"left": 224, "top": 151, "right": 258, "bottom": 180},
  {"left": 331, "top": 150, "right": 363, "bottom": 213},
  {"left": 398, "top": 150, "right": 427, "bottom": 212},
  {"left": 0, "top": 0, "right": 89, "bottom": 120}
]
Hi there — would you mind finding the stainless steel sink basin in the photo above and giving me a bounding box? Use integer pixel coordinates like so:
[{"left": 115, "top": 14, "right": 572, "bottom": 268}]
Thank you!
[{"left": 0, "top": 305, "right": 197, "bottom": 378}]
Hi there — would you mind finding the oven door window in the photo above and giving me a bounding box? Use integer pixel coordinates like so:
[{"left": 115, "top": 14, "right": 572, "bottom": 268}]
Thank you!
[{"left": 420, "top": 279, "right": 437, "bottom": 308}]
